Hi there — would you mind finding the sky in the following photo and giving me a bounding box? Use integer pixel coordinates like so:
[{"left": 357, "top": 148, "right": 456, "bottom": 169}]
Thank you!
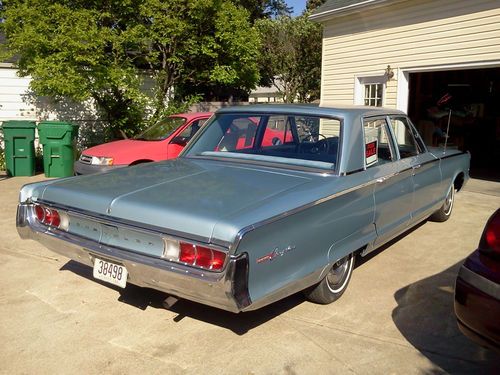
[{"left": 287, "top": 0, "right": 307, "bottom": 16}]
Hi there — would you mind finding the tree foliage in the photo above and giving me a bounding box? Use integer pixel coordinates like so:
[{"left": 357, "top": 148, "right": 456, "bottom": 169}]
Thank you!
[
  {"left": 256, "top": 13, "right": 322, "bottom": 103},
  {"left": 306, "top": 0, "right": 327, "bottom": 12},
  {"left": 133, "top": 0, "right": 260, "bottom": 123},
  {"left": 235, "top": 0, "right": 291, "bottom": 22},
  {"left": 0, "top": 0, "right": 260, "bottom": 138}
]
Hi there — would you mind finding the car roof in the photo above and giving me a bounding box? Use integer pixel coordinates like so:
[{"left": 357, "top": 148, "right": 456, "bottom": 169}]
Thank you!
[{"left": 216, "top": 104, "right": 405, "bottom": 118}]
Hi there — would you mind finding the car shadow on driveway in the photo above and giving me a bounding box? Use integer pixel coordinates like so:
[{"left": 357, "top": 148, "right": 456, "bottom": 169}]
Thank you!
[
  {"left": 60, "top": 259, "right": 306, "bottom": 335},
  {"left": 392, "top": 260, "right": 500, "bottom": 373}
]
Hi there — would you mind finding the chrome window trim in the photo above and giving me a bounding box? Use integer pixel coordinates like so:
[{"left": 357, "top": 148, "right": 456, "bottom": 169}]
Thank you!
[
  {"left": 183, "top": 112, "right": 344, "bottom": 175},
  {"left": 361, "top": 115, "right": 398, "bottom": 170},
  {"left": 189, "top": 154, "right": 338, "bottom": 175},
  {"left": 386, "top": 115, "right": 421, "bottom": 158}
]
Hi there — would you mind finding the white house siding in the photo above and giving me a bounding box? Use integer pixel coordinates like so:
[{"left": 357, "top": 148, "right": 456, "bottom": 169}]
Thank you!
[
  {"left": 0, "top": 65, "right": 37, "bottom": 121},
  {"left": 319, "top": 0, "right": 500, "bottom": 108}
]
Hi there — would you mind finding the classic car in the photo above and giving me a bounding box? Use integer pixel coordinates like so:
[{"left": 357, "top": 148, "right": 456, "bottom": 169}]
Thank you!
[
  {"left": 74, "top": 112, "right": 212, "bottom": 175},
  {"left": 17, "top": 105, "right": 470, "bottom": 312},
  {"left": 455, "top": 208, "right": 500, "bottom": 352}
]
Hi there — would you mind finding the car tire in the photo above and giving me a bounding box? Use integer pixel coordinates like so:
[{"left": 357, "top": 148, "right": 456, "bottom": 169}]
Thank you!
[
  {"left": 304, "top": 253, "right": 354, "bottom": 304},
  {"left": 429, "top": 186, "right": 455, "bottom": 222}
]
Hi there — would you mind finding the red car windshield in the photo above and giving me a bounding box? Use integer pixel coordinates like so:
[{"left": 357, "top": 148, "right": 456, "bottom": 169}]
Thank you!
[{"left": 135, "top": 117, "right": 186, "bottom": 141}]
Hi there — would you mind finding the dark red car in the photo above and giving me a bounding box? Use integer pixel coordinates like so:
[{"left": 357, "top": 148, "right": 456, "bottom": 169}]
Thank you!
[
  {"left": 74, "top": 112, "right": 212, "bottom": 175},
  {"left": 454, "top": 208, "right": 500, "bottom": 352}
]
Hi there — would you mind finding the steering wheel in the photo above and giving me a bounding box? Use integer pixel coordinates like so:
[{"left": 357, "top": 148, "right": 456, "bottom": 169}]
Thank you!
[{"left": 312, "top": 134, "right": 329, "bottom": 154}]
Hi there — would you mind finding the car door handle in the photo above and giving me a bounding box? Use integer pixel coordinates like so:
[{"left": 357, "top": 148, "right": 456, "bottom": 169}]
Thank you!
[{"left": 413, "top": 164, "right": 422, "bottom": 169}]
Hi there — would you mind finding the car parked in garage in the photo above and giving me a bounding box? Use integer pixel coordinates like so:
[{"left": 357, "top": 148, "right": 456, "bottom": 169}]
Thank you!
[
  {"left": 455, "top": 208, "right": 500, "bottom": 352},
  {"left": 74, "top": 112, "right": 212, "bottom": 175},
  {"left": 17, "top": 105, "right": 470, "bottom": 312}
]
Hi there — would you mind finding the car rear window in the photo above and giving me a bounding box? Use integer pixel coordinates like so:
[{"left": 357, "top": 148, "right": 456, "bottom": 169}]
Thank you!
[{"left": 184, "top": 113, "right": 342, "bottom": 171}]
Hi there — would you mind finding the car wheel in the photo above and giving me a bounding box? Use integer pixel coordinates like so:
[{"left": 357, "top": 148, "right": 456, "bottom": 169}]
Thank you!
[
  {"left": 430, "top": 185, "right": 455, "bottom": 222},
  {"left": 304, "top": 253, "right": 354, "bottom": 304}
]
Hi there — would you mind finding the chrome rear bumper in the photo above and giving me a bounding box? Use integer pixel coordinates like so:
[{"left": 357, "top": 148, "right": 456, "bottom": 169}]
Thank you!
[{"left": 17, "top": 204, "right": 250, "bottom": 313}]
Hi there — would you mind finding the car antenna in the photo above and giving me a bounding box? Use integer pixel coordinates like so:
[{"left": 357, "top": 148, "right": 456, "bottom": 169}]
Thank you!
[{"left": 437, "top": 93, "right": 452, "bottom": 154}]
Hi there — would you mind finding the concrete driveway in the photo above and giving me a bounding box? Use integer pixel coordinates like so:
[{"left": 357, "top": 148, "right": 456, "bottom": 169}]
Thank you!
[{"left": 1, "top": 174, "right": 499, "bottom": 374}]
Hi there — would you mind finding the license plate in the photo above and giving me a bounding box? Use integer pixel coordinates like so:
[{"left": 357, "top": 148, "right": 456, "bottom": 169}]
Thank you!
[{"left": 93, "top": 257, "right": 128, "bottom": 288}]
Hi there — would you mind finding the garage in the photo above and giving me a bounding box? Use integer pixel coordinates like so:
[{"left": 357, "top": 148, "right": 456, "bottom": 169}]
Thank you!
[
  {"left": 408, "top": 67, "right": 500, "bottom": 181},
  {"left": 313, "top": 0, "right": 500, "bottom": 181}
]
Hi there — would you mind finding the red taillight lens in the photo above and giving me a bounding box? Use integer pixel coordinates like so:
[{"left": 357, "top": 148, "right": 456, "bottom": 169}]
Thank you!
[
  {"left": 34, "top": 205, "right": 45, "bottom": 221},
  {"left": 483, "top": 210, "right": 500, "bottom": 254},
  {"left": 211, "top": 250, "right": 226, "bottom": 271},
  {"left": 179, "top": 242, "right": 226, "bottom": 270},
  {"left": 179, "top": 242, "right": 196, "bottom": 264},
  {"left": 45, "top": 208, "right": 60, "bottom": 227},
  {"left": 33, "top": 204, "right": 61, "bottom": 228},
  {"left": 195, "top": 246, "right": 212, "bottom": 268}
]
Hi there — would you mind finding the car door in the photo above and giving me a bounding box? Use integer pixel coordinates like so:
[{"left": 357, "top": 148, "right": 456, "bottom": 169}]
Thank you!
[
  {"left": 388, "top": 116, "right": 442, "bottom": 223},
  {"left": 363, "top": 117, "right": 413, "bottom": 247},
  {"left": 167, "top": 118, "right": 207, "bottom": 158}
]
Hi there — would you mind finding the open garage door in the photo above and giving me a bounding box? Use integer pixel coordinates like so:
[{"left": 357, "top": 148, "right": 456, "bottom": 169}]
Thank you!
[{"left": 408, "top": 67, "right": 500, "bottom": 181}]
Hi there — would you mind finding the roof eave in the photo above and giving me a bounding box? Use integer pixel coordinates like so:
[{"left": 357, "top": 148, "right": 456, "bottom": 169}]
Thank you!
[{"left": 309, "top": 0, "right": 389, "bottom": 23}]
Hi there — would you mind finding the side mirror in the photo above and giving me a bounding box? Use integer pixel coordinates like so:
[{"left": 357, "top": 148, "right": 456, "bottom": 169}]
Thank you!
[{"left": 171, "top": 136, "right": 188, "bottom": 146}]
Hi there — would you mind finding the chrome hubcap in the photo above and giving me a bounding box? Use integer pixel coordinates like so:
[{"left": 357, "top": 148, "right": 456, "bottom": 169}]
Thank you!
[
  {"left": 443, "top": 188, "right": 454, "bottom": 215},
  {"left": 327, "top": 256, "right": 349, "bottom": 287}
]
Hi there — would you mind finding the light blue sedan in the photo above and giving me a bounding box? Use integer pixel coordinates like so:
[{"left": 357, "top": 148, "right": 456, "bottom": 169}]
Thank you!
[{"left": 17, "top": 105, "right": 470, "bottom": 312}]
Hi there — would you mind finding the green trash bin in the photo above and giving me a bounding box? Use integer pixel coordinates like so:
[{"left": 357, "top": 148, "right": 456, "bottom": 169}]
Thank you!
[
  {"left": 1, "top": 120, "right": 36, "bottom": 176},
  {"left": 37, "top": 121, "right": 79, "bottom": 177}
]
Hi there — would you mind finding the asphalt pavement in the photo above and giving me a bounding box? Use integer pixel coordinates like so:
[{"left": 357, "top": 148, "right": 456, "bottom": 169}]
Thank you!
[{"left": 1, "top": 174, "right": 499, "bottom": 374}]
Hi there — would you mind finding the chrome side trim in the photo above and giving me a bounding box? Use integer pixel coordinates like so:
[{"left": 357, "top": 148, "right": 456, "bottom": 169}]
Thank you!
[
  {"left": 439, "top": 151, "right": 469, "bottom": 160},
  {"left": 459, "top": 265, "right": 500, "bottom": 300},
  {"left": 230, "top": 177, "right": 377, "bottom": 252},
  {"left": 419, "top": 159, "right": 439, "bottom": 167}
]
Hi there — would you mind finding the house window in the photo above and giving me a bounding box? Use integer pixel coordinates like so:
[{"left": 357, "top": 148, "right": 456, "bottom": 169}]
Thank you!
[
  {"left": 364, "top": 83, "right": 383, "bottom": 107},
  {"left": 355, "top": 76, "right": 385, "bottom": 107}
]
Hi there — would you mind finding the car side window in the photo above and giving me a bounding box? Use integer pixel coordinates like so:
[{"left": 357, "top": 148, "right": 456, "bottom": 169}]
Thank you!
[
  {"left": 389, "top": 117, "right": 419, "bottom": 158},
  {"left": 216, "top": 117, "right": 260, "bottom": 151},
  {"left": 177, "top": 119, "right": 204, "bottom": 141},
  {"left": 262, "top": 115, "right": 294, "bottom": 147},
  {"left": 363, "top": 118, "right": 394, "bottom": 167}
]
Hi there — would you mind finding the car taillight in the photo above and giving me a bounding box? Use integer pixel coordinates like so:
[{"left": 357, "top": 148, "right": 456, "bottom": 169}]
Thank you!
[
  {"left": 163, "top": 238, "right": 226, "bottom": 271},
  {"left": 180, "top": 242, "right": 227, "bottom": 270},
  {"left": 44, "top": 207, "right": 60, "bottom": 226},
  {"left": 179, "top": 242, "right": 196, "bottom": 264},
  {"left": 33, "top": 203, "right": 69, "bottom": 230},
  {"left": 194, "top": 246, "right": 212, "bottom": 268},
  {"left": 480, "top": 209, "right": 500, "bottom": 256}
]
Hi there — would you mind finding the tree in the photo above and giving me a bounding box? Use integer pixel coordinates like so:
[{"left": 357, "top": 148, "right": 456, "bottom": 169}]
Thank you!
[
  {"left": 256, "top": 13, "right": 322, "bottom": 103},
  {"left": 306, "top": 0, "right": 327, "bottom": 12},
  {"left": 0, "top": 0, "right": 260, "bottom": 138},
  {"left": 235, "top": 0, "right": 292, "bottom": 22},
  {"left": 1, "top": 0, "right": 147, "bottom": 138},
  {"left": 133, "top": 0, "right": 260, "bottom": 123}
]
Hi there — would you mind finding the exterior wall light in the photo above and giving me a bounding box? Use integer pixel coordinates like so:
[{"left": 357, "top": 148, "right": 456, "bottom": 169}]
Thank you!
[{"left": 385, "top": 65, "right": 394, "bottom": 81}]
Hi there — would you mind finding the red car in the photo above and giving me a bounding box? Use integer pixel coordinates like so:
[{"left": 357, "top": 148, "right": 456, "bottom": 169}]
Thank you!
[
  {"left": 454, "top": 208, "right": 500, "bottom": 352},
  {"left": 74, "top": 112, "right": 212, "bottom": 175}
]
